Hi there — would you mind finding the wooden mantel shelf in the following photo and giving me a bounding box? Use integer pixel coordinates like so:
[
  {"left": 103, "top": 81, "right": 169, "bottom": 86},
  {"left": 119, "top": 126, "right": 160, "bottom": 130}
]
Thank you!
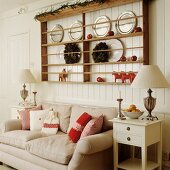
[{"left": 36, "top": 0, "right": 142, "bottom": 22}]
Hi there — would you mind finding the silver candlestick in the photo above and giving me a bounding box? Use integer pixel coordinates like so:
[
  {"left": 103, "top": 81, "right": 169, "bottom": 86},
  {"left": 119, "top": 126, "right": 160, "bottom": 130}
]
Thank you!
[
  {"left": 117, "top": 98, "right": 126, "bottom": 120},
  {"left": 33, "top": 92, "right": 37, "bottom": 106}
]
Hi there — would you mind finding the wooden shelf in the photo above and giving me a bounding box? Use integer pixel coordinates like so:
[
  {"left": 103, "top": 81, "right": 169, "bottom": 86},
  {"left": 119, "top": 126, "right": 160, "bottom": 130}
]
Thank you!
[
  {"left": 118, "top": 158, "right": 159, "bottom": 170},
  {"left": 43, "top": 81, "right": 130, "bottom": 85},
  {"left": 42, "top": 61, "right": 143, "bottom": 67},
  {"left": 36, "top": 0, "right": 142, "bottom": 22},
  {"left": 42, "top": 16, "right": 143, "bottom": 35},
  {"left": 42, "top": 39, "right": 82, "bottom": 47},
  {"left": 84, "top": 32, "right": 143, "bottom": 42},
  {"left": 42, "top": 71, "right": 137, "bottom": 75},
  {"left": 41, "top": 32, "right": 143, "bottom": 47}
]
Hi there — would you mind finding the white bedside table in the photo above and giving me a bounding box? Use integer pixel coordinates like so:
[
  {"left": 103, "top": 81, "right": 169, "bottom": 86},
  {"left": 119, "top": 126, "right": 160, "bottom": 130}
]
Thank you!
[
  {"left": 113, "top": 118, "right": 163, "bottom": 170},
  {"left": 11, "top": 105, "right": 35, "bottom": 119}
]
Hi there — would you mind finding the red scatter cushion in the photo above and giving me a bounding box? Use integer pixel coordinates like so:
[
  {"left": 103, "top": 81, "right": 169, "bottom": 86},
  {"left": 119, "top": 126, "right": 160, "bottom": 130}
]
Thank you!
[{"left": 69, "top": 112, "right": 92, "bottom": 143}]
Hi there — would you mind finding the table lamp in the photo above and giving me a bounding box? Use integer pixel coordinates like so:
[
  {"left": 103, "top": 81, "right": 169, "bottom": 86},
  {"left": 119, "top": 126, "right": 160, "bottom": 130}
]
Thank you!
[
  {"left": 131, "top": 65, "right": 169, "bottom": 120},
  {"left": 18, "top": 69, "right": 36, "bottom": 102}
]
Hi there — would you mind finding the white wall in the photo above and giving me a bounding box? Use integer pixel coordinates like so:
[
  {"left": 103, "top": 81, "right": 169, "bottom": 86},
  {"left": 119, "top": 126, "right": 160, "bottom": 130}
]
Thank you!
[{"left": 0, "top": 0, "right": 170, "bottom": 151}]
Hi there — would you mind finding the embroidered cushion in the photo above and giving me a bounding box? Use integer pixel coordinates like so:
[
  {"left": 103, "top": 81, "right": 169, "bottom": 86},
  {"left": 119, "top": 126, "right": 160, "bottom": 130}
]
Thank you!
[
  {"left": 69, "top": 112, "right": 92, "bottom": 143},
  {"left": 30, "top": 108, "right": 51, "bottom": 131},
  {"left": 18, "top": 105, "right": 42, "bottom": 130},
  {"left": 42, "top": 111, "right": 59, "bottom": 135},
  {"left": 81, "top": 115, "right": 104, "bottom": 138}
]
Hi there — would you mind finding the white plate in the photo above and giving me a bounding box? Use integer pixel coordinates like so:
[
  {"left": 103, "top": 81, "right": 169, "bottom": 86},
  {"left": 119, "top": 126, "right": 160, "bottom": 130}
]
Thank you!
[
  {"left": 50, "top": 24, "right": 64, "bottom": 42},
  {"left": 110, "top": 39, "right": 124, "bottom": 62},
  {"left": 68, "top": 20, "right": 83, "bottom": 41},
  {"left": 93, "top": 15, "right": 111, "bottom": 37}
]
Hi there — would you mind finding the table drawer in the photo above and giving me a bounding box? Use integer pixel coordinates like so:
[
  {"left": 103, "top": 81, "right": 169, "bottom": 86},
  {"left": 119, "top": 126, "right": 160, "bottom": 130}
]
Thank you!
[
  {"left": 114, "top": 123, "right": 144, "bottom": 135},
  {"left": 115, "top": 132, "right": 142, "bottom": 146}
]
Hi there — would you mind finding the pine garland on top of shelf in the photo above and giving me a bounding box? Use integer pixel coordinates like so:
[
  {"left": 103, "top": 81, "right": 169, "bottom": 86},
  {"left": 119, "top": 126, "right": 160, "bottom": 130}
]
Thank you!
[{"left": 34, "top": 0, "right": 106, "bottom": 20}]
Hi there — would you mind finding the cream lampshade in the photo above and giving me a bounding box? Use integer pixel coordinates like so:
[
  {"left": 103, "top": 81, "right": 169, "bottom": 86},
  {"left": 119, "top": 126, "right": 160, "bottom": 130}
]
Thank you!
[
  {"left": 18, "top": 69, "right": 36, "bottom": 102},
  {"left": 131, "top": 65, "right": 169, "bottom": 120}
]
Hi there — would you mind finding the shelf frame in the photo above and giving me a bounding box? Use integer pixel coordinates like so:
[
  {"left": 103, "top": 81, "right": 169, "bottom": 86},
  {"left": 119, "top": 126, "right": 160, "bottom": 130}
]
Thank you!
[{"left": 38, "top": 0, "right": 149, "bottom": 83}]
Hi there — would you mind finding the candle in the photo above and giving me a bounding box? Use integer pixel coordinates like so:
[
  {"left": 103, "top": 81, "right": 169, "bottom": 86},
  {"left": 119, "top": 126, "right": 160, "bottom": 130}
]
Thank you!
[{"left": 119, "top": 90, "right": 121, "bottom": 99}]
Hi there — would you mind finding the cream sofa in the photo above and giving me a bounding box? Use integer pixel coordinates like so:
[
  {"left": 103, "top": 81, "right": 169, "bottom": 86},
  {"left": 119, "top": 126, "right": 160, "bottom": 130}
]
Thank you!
[{"left": 0, "top": 103, "right": 117, "bottom": 170}]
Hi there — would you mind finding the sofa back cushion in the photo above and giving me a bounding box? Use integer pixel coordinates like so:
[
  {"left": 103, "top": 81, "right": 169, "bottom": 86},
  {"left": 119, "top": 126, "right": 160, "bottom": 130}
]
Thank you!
[
  {"left": 42, "top": 103, "right": 71, "bottom": 133},
  {"left": 68, "top": 105, "right": 117, "bottom": 132}
]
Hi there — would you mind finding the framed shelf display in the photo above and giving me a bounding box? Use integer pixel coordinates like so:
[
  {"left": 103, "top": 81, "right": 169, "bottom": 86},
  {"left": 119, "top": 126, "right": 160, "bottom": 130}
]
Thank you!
[{"left": 36, "top": 0, "right": 149, "bottom": 84}]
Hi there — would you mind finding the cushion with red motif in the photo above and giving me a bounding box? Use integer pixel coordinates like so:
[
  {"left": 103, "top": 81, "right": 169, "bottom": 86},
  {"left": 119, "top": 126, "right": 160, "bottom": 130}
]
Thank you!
[{"left": 69, "top": 112, "right": 92, "bottom": 143}]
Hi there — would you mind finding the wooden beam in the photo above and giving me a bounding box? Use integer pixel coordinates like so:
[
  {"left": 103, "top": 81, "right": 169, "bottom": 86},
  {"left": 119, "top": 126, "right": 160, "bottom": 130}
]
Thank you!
[
  {"left": 143, "top": 0, "right": 149, "bottom": 65},
  {"left": 36, "top": 0, "right": 141, "bottom": 22}
]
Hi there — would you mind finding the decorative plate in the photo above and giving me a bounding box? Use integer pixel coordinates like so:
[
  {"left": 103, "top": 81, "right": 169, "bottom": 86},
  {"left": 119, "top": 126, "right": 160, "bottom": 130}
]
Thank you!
[
  {"left": 116, "top": 11, "right": 137, "bottom": 34},
  {"left": 68, "top": 21, "right": 83, "bottom": 41},
  {"left": 93, "top": 15, "right": 111, "bottom": 37},
  {"left": 110, "top": 39, "right": 124, "bottom": 62},
  {"left": 50, "top": 24, "right": 64, "bottom": 42}
]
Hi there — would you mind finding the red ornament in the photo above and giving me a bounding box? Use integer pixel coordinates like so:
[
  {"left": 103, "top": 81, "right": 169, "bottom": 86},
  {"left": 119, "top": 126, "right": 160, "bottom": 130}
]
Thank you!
[
  {"left": 134, "top": 27, "right": 142, "bottom": 33},
  {"left": 87, "top": 34, "right": 93, "bottom": 39},
  {"left": 118, "top": 55, "right": 126, "bottom": 62},
  {"left": 97, "top": 77, "right": 105, "bottom": 82},
  {"left": 131, "top": 55, "right": 137, "bottom": 61},
  {"left": 107, "top": 31, "right": 114, "bottom": 36}
]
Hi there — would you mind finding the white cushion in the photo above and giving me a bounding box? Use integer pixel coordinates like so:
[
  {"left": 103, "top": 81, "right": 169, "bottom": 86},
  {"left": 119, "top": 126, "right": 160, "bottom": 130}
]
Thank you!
[
  {"left": 42, "top": 111, "right": 59, "bottom": 135},
  {"left": 30, "top": 109, "right": 51, "bottom": 131}
]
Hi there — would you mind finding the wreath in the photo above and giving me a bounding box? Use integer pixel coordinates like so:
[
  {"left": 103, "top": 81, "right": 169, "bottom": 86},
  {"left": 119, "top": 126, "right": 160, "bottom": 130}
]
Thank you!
[
  {"left": 64, "top": 43, "right": 81, "bottom": 64},
  {"left": 92, "top": 42, "right": 109, "bottom": 63}
]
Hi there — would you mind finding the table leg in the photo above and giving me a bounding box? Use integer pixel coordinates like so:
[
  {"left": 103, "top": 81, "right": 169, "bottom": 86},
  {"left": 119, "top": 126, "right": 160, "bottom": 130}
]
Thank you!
[
  {"left": 142, "top": 146, "right": 147, "bottom": 170},
  {"left": 114, "top": 141, "right": 118, "bottom": 170}
]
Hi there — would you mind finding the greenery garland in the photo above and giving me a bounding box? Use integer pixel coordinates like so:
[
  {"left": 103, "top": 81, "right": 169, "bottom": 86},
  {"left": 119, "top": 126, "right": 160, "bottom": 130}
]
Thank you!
[
  {"left": 92, "top": 42, "right": 110, "bottom": 63},
  {"left": 34, "top": 0, "right": 106, "bottom": 20},
  {"left": 64, "top": 43, "right": 81, "bottom": 64}
]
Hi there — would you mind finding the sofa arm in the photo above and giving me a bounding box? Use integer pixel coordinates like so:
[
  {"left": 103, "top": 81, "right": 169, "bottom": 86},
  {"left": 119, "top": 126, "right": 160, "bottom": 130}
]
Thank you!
[
  {"left": 68, "top": 130, "right": 113, "bottom": 170},
  {"left": 0, "top": 119, "right": 22, "bottom": 133},
  {"left": 76, "top": 129, "right": 113, "bottom": 155}
]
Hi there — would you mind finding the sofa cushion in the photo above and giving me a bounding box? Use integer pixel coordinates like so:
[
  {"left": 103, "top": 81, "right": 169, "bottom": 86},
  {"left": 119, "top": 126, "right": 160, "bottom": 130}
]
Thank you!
[
  {"left": 81, "top": 115, "right": 103, "bottom": 138},
  {"left": 69, "top": 112, "right": 92, "bottom": 143},
  {"left": 41, "top": 111, "right": 59, "bottom": 135},
  {"left": 0, "top": 130, "right": 44, "bottom": 149},
  {"left": 25, "top": 133, "right": 76, "bottom": 165},
  {"left": 30, "top": 109, "right": 51, "bottom": 131},
  {"left": 42, "top": 103, "right": 71, "bottom": 133},
  {"left": 68, "top": 105, "right": 117, "bottom": 132},
  {"left": 18, "top": 105, "right": 42, "bottom": 130}
]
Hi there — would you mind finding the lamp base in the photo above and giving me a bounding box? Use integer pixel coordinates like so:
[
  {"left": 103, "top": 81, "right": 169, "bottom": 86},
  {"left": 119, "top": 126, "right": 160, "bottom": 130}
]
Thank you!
[
  {"left": 142, "top": 114, "right": 158, "bottom": 121},
  {"left": 143, "top": 88, "right": 157, "bottom": 121}
]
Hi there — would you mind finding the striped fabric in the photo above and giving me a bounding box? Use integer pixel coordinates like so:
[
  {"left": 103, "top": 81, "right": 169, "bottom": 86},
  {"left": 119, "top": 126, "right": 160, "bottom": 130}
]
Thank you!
[{"left": 81, "top": 115, "right": 103, "bottom": 138}]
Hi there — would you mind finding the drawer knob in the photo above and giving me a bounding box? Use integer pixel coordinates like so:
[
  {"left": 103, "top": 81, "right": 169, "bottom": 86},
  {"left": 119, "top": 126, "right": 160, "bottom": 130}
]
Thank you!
[
  {"left": 127, "top": 137, "right": 131, "bottom": 141},
  {"left": 127, "top": 127, "right": 130, "bottom": 131}
]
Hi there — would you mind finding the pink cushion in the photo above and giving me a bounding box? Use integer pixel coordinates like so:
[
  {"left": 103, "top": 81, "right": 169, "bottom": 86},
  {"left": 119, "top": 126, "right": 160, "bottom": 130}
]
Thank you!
[
  {"left": 18, "top": 105, "right": 42, "bottom": 130},
  {"left": 81, "top": 115, "right": 103, "bottom": 138}
]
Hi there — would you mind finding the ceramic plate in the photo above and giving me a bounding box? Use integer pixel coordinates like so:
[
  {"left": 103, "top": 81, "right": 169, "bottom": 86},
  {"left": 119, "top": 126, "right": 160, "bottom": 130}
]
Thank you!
[
  {"left": 68, "top": 20, "right": 83, "bottom": 41},
  {"left": 110, "top": 39, "right": 124, "bottom": 62},
  {"left": 50, "top": 24, "right": 64, "bottom": 42},
  {"left": 93, "top": 15, "right": 111, "bottom": 37},
  {"left": 116, "top": 11, "right": 137, "bottom": 34}
]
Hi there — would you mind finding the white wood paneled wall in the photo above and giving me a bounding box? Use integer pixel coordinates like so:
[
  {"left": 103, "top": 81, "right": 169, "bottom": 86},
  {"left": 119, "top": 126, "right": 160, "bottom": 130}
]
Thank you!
[{"left": 0, "top": 0, "right": 170, "bottom": 152}]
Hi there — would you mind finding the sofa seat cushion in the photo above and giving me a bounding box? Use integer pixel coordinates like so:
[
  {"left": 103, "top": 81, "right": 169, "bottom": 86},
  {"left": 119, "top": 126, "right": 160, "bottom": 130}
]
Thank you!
[
  {"left": 25, "top": 133, "right": 76, "bottom": 165},
  {"left": 0, "top": 130, "right": 44, "bottom": 149}
]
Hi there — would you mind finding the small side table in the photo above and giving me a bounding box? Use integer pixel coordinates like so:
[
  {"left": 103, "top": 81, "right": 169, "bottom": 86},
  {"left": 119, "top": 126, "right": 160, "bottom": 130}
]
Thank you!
[
  {"left": 10, "top": 105, "right": 35, "bottom": 119},
  {"left": 113, "top": 118, "right": 163, "bottom": 170}
]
